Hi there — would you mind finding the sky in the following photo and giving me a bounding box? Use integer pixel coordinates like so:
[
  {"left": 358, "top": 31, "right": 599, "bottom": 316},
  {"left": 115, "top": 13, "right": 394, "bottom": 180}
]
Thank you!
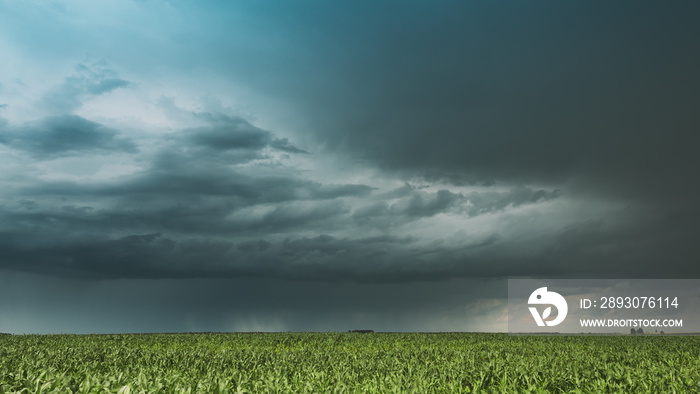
[{"left": 0, "top": 0, "right": 698, "bottom": 334}]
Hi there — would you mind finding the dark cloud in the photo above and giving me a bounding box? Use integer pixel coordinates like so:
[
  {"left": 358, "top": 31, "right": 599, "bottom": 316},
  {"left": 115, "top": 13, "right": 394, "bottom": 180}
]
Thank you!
[
  {"left": 460, "top": 187, "right": 561, "bottom": 217},
  {"left": 270, "top": 138, "right": 308, "bottom": 154},
  {"left": 237, "top": 239, "right": 274, "bottom": 252},
  {"left": 174, "top": 114, "right": 308, "bottom": 163},
  {"left": 0, "top": 115, "right": 137, "bottom": 157},
  {"left": 133, "top": 0, "right": 696, "bottom": 284},
  {"left": 41, "top": 62, "right": 130, "bottom": 113},
  {"left": 184, "top": 116, "right": 271, "bottom": 152},
  {"left": 1, "top": 1, "right": 699, "bottom": 334},
  {"left": 0, "top": 270, "right": 506, "bottom": 333},
  {"left": 0, "top": 109, "right": 384, "bottom": 280},
  {"left": 209, "top": 1, "right": 700, "bottom": 204},
  {"left": 353, "top": 186, "right": 560, "bottom": 223},
  {"left": 14, "top": 173, "right": 370, "bottom": 240},
  {"left": 0, "top": 128, "right": 569, "bottom": 282},
  {"left": 0, "top": 230, "right": 233, "bottom": 279},
  {"left": 27, "top": 163, "right": 370, "bottom": 207},
  {"left": 2, "top": 194, "right": 696, "bottom": 282},
  {"left": 402, "top": 190, "right": 461, "bottom": 218}
]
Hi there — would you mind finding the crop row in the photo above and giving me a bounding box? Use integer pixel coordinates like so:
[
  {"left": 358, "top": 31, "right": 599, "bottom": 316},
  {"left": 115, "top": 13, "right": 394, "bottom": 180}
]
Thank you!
[{"left": 1, "top": 333, "right": 698, "bottom": 393}]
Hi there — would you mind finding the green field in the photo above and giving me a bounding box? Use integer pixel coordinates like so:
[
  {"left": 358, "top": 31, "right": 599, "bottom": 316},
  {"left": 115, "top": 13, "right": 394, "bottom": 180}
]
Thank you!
[{"left": 1, "top": 332, "right": 698, "bottom": 393}]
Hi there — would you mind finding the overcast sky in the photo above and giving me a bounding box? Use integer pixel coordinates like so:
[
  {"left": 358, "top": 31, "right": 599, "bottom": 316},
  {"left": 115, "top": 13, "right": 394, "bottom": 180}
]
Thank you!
[{"left": 0, "top": 0, "right": 698, "bottom": 334}]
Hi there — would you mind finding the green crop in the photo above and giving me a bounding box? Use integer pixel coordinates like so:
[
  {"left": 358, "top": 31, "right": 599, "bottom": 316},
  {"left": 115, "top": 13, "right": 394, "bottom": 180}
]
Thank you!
[{"left": 0, "top": 333, "right": 698, "bottom": 393}]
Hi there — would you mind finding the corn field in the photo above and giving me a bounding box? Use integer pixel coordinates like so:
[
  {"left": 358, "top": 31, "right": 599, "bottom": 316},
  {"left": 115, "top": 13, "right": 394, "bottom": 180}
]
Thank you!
[{"left": 1, "top": 332, "right": 698, "bottom": 393}]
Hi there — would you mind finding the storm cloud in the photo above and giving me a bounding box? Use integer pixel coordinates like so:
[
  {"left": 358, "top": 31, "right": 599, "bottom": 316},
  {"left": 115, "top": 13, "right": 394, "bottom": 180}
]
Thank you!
[
  {"left": 207, "top": 1, "right": 700, "bottom": 204},
  {"left": 0, "top": 0, "right": 698, "bottom": 333},
  {"left": 0, "top": 115, "right": 137, "bottom": 157},
  {"left": 0, "top": 113, "right": 566, "bottom": 282}
]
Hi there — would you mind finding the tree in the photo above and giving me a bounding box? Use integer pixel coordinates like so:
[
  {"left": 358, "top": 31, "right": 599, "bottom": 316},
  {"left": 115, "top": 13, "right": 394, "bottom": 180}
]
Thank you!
[
  {"left": 630, "top": 328, "right": 636, "bottom": 335},
  {"left": 636, "top": 328, "right": 644, "bottom": 335}
]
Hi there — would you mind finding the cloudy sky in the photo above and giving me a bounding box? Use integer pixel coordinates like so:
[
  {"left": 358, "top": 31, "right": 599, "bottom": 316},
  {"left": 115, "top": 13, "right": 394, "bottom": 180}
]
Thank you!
[{"left": 0, "top": 0, "right": 698, "bottom": 333}]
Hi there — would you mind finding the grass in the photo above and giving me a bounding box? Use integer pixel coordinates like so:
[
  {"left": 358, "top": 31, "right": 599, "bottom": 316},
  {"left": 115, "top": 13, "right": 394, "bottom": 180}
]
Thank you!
[{"left": 1, "top": 332, "right": 698, "bottom": 393}]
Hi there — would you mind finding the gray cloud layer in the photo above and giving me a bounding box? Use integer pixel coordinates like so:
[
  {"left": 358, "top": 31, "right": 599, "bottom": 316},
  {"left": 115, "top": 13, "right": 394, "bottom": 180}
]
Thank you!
[
  {"left": 0, "top": 0, "right": 698, "bottom": 286},
  {"left": 0, "top": 1, "right": 699, "bottom": 335},
  {"left": 0, "top": 115, "right": 137, "bottom": 157},
  {"left": 0, "top": 105, "right": 575, "bottom": 281},
  {"left": 203, "top": 1, "right": 700, "bottom": 205}
]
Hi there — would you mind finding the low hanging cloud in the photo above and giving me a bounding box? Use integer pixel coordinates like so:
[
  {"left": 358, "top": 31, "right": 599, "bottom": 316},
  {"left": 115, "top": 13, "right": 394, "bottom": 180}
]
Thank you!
[
  {"left": 353, "top": 185, "right": 560, "bottom": 222},
  {"left": 0, "top": 114, "right": 137, "bottom": 157},
  {"left": 0, "top": 32, "right": 697, "bottom": 285},
  {"left": 183, "top": 115, "right": 272, "bottom": 152},
  {"left": 0, "top": 98, "right": 695, "bottom": 283},
  {"left": 0, "top": 101, "right": 574, "bottom": 281},
  {"left": 175, "top": 114, "right": 309, "bottom": 164},
  {"left": 270, "top": 138, "right": 309, "bottom": 154}
]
